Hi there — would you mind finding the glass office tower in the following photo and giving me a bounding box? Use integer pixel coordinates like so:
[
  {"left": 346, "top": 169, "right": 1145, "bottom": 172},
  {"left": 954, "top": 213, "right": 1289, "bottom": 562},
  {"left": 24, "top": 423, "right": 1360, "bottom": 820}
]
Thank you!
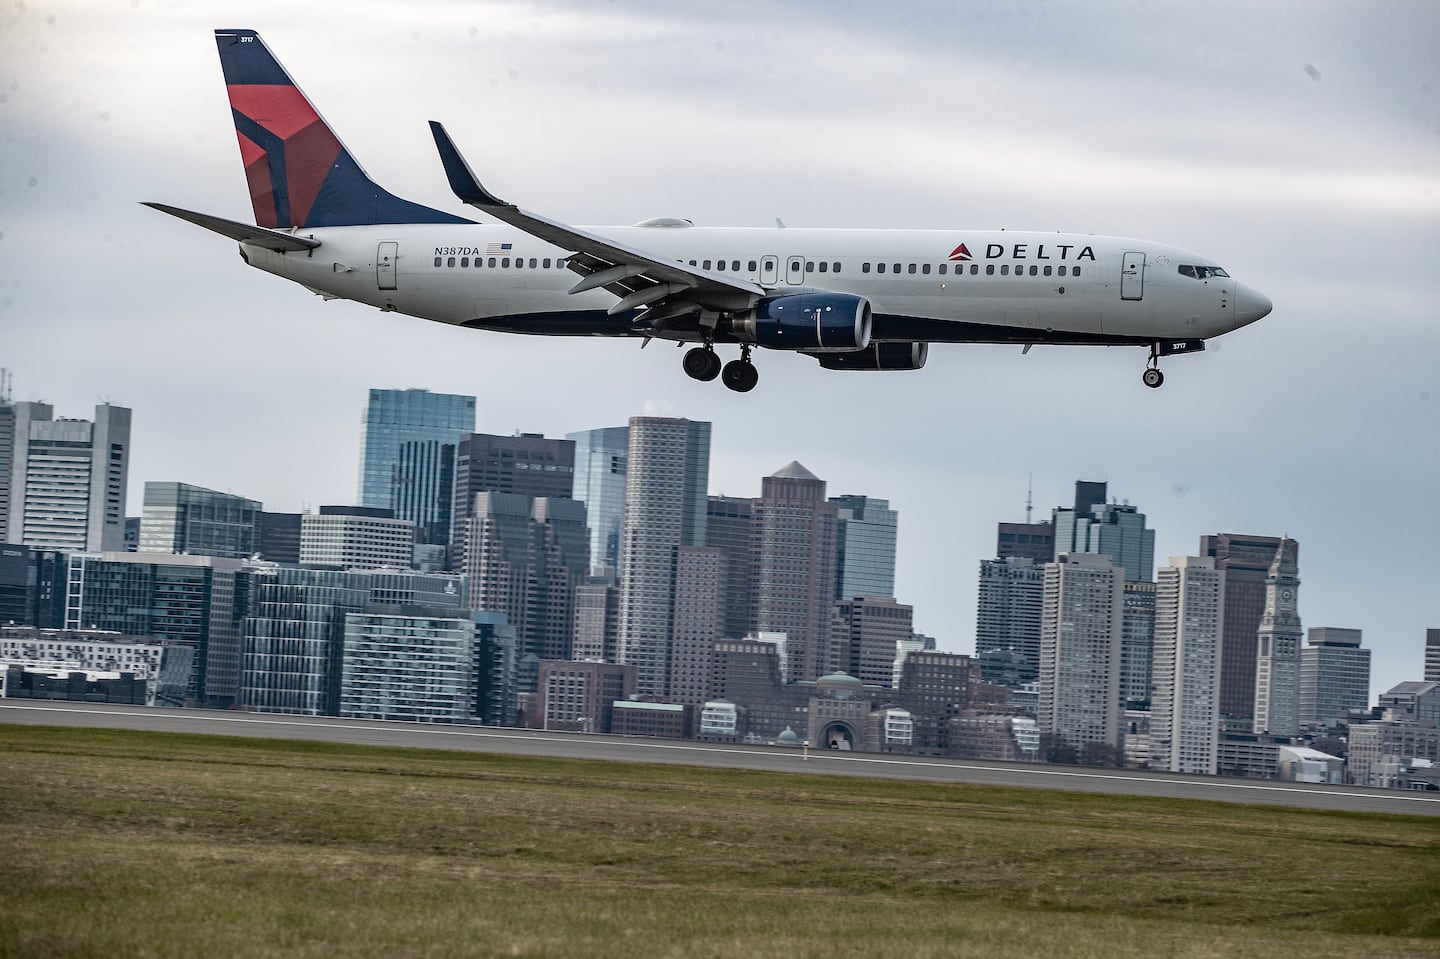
[{"left": 358, "top": 389, "right": 475, "bottom": 549}]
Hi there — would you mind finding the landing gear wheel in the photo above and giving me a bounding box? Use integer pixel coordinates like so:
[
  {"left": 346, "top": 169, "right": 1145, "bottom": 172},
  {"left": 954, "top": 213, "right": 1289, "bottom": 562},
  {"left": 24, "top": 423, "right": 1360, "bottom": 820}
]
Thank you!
[
  {"left": 1142, "top": 367, "right": 1165, "bottom": 389},
  {"left": 682, "top": 346, "right": 722, "bottom": 382},
  {"left": 721, "top": 359, "right": 759, "bottom": 393}
]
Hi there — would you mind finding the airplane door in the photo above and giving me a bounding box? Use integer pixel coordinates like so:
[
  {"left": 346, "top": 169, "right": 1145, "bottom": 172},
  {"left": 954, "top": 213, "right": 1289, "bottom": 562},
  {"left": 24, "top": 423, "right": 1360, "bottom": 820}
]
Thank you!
[
  {"left": 1120, "top": 251, "right": 1144, "bottom": 301},
  {"left": 760, "top": 256, "right": 778, "bottom": 285},
  {"left": 377, "top": 241, "right": 398, "bottom": 291},
  {"left": 785, "top": 255, "right": 804, "bottom": 285}
]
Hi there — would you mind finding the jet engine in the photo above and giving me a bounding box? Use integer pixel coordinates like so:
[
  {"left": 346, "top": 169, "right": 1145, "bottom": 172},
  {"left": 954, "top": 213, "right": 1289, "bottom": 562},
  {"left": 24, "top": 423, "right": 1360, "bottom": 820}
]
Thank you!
[
  {"left": 813, "top": 342, "right": 929, "bottom": 371},
  {"left": 730, "top": 293, "right": 872, "bottom": 353}
]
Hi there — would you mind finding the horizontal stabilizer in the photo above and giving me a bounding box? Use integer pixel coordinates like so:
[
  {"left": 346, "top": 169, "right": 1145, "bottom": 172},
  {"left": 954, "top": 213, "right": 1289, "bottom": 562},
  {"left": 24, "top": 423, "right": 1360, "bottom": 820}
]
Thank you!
[{"left": 141, "top": 202, "right": 321, "bottom": 252}]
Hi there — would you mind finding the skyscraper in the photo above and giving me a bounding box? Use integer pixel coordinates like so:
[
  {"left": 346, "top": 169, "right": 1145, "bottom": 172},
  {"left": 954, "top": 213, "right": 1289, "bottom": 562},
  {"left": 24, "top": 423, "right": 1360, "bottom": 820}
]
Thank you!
[
  {"left": 1300, "top": 627, "right": 1370, "bottom": 728},
  {"left": 1150, "top": 557, "right": 1225, "bottom": 774},
  {"left": 752, "top": 462, "right": 838, "bottom": 683},
  {"left": 1052, "top": 480, "right": 1155, "bottom": 583},
  {"left": 139, "top": 482, "right": 261, "bottom": 558},
  {"left": 1121, "top": 581, "right": 1157, "bottom": 709},
  {"left": 831, "top": 495, "right": 898, "bottom": 600},
  {"left": 2, "top": 402, "right": 130, "bottom": 553},
  {"left": 358, "top": 389, "right": 475, "bottom": 552},
  {"left": 1038, "top": 553, "right": 1124, "bottom": 755},
  {"left": 1253, "top": 538, "right": 1302, "bottom": 738},
  {"left": 1200, "top": 533, "right": 1295, "bottom": 729},
  {"left": 462, "top": 492, "right": 588, "bottom": 662},
  {"left": 449, "top": 432, "right": 574, "bottom": 567},
  {"left": 705, "top": 495, "right": 754, "bottom": 642},
  {"left": 667, "top": 545, "right": 726, "bottom": 706},
  {"left": 567, "top": 425, "right": 628, "bottom": 579},
  {"left": 975, "top": 556, "right": 1045, "bottom": 683},
  {"left": 615, "top": 417, "right": 710, "bottom": 697},
  {"left": 996, "top": 521, "right": 1054, "bottom": 564}
]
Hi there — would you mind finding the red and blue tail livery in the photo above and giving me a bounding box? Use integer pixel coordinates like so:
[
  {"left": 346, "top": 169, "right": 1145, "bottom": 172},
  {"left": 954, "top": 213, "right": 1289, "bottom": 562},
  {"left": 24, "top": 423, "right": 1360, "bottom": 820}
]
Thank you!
[
  {"left": 146, "top": 30, "right": 1271, "bottom": 393},
  {"left": 215, "top": 28, "right": 467, "bottom": 228}
]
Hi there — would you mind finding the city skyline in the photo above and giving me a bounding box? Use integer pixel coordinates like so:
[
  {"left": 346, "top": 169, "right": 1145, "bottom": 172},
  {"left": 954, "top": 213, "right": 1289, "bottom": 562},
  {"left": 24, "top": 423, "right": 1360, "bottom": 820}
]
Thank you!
[{"left": 5, "top": 2, "right": 1435, "bottom": 700}]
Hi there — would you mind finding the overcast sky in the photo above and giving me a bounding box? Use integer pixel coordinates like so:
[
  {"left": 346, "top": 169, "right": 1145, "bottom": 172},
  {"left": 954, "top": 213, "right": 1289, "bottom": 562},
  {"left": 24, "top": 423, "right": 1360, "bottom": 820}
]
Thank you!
[{"left": 4, "top": 0, "right": 1437, "bottom": 699}]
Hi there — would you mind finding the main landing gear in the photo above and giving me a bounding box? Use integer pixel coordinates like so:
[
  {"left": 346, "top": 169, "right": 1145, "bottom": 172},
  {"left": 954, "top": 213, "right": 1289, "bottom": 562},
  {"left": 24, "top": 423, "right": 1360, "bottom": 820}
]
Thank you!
[{"left": 684, "top": 344, "right": 758, "bottom": 393}]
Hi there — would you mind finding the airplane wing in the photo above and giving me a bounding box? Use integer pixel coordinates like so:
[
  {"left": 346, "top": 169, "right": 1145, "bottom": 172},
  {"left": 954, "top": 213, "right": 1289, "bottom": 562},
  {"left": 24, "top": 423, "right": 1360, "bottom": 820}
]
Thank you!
[
  {"left": 141, "top": 202, "right": 321, "bottom": 252},
  {"left": 428, "top": 121, "right": 763, "bottom": 329}
]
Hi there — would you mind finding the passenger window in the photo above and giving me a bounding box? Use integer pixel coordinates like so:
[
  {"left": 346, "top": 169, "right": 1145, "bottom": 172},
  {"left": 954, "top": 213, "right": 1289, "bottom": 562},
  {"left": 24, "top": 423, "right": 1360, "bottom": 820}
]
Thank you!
[
  {"left": 832, "top": 262, "right": 841, "bottom": 274},
  {"left": 1044, "top": 265, "right": 1052, "bottom": 276},
  {"left": 542, "top": 258, "right": 551, "bottom": 269},
  {"left": 515, "top": 258, "right": 524, "bottom": 269},
  {"left": 862, "top": 263, "right": 871, "bottom": 274},
  {"left": 434, "top": 257, "right": 442, "bottom": 267},
  {"left": 877, "top": 263, "right": 886, "bottom": 274},
  {"left": 529, "top": 258, "right": 538, "bottom": 268},
  {"left": 447, "top": 257, "right": 456, "bottom": 268},
  {"left": 986, "top": 265, "right": 995, "bottom": 276},
  {"left": 907, "top": 264, "right": 917, "bottom": 274},
  {"left": 806, "top": 261, "right": 815, "bottom": 272},
  {"left": 501, "top": 258, "right": 510, "bottom": 267},
  {"left": 732, "top": 260, "right": 740, "bottom": 271},
  {"left": 970, "top": 264, "right": 979, "bottom": 275},
  {"left": 893, "top": 263, "right": 901, "bottom": 273},
  {"left": 748, "top": 260, "right": 757, "bottom": 272},
  {"left": 922, "top": 264, "right": 931, "bottom": 275},
  {"left": 488, "top": 257, "right": 497, "bottom": 268},
  {"left": 702, "top": 260, "right": 712, "bottom": 270},
  {"left": 1072, "top": 267, "right": 1082, "bottom": 278},
  {"left": 461, "top": 257, "right": 469, "bottom": 268},
  {"left": 1029, "top": 265, "right": 1038, "bottom": 276},
  {"left": 1001, "top": 264, "right": 1009, "bottom": 276},
  {"left": 1058, "top": 265, "right": 1067, "bottom": 277},
  {"left": 818, "top": 261, "right": 828, "bottom": 273},
  {"left": 938, "top": 264, "right": 947, "bottom": 275}
]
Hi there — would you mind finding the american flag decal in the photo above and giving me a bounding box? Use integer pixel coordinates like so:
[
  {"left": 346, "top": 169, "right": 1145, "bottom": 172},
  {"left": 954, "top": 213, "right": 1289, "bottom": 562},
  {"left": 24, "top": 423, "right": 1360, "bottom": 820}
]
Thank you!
[{"left": 486, "top": 242, "right": 513, "bottom": 254}]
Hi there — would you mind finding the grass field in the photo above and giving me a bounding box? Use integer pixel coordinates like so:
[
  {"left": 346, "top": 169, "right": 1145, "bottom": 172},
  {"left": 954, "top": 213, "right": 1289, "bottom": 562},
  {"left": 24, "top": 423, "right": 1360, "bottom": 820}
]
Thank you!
[{"left": 2, "top": 725, "right": 1438, "bottom": 958}]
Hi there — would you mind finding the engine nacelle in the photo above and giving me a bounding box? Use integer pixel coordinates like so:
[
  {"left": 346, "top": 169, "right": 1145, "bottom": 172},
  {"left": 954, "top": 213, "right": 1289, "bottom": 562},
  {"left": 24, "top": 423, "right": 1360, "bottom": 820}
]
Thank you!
[
  {"left": 813, "top": 342, "right": 929, "bottom": 371},
  {"left": 731, "top": 293, "right": 872, "bottom": 353}
]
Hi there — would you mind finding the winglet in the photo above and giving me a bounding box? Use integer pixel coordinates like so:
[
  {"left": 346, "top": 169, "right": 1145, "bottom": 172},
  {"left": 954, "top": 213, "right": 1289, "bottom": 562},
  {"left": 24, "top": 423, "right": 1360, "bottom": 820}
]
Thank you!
[{"left": 429, "top": 121, "right": 510, "bottom": 208}]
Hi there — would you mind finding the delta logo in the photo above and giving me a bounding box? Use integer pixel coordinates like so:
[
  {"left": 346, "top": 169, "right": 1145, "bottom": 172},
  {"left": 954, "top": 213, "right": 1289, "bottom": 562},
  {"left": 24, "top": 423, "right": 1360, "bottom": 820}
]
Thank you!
[{"left": 948, "top": 243, "right": 974, "bottom": 261}]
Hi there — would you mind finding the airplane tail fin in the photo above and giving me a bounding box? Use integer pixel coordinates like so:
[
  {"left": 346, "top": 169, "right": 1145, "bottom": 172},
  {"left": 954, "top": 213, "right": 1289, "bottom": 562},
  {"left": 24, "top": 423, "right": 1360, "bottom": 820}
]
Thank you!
[{"left": 215, "top": 29, "right": 469, "bottom": 228}]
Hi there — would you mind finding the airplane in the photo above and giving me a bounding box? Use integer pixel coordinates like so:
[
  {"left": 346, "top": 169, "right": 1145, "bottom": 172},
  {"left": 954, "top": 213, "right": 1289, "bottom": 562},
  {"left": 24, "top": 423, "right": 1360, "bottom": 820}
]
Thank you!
[{"left": 146, "top": 29, "right": 1272, "bottom": 393}]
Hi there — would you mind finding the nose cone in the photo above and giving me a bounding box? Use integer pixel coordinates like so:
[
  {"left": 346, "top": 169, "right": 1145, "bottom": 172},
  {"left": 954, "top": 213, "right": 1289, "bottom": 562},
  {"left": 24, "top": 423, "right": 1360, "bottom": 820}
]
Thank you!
[{"left": 1234, "top": 282, "right": 1273, "bottom": 329}]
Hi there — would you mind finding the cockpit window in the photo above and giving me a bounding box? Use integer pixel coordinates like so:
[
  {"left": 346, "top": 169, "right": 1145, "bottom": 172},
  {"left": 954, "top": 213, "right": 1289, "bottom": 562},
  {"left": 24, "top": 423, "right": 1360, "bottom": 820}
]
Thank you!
[{"left": 1179, "top": 264, "right": 1230, "bottom": 280}]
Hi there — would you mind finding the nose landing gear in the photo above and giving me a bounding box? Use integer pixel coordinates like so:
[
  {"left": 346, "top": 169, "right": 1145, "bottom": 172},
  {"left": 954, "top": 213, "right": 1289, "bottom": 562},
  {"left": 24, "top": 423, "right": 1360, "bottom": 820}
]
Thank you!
[{"left": 1143, "top": 343, "right": 1167, "bottom": 389}]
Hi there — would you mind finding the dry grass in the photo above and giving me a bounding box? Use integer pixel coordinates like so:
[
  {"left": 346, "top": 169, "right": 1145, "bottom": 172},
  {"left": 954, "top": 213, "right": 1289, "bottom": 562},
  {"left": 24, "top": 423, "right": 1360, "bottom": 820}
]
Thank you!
[{"left": 2, "top": 725, "right": 1437, "bottom": 958}]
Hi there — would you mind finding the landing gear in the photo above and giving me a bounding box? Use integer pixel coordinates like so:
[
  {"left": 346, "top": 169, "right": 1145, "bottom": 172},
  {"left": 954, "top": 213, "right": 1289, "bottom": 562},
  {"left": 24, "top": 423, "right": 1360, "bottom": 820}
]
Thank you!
[
  {"left": 1143, "top": 345, "right": 1166, "bottom": 389},
  {"left": 682, "top": 346, "right": 722, "bottom": 382},
  {"left": 721, "top": 346, "right": 759, "bottom": 393}
]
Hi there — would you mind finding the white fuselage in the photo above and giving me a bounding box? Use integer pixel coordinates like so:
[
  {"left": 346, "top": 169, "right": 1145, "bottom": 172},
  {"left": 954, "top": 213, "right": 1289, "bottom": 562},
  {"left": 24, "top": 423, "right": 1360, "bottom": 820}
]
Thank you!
[{"left": 242, "top": 222, "right": 1265, "bottom": 347}]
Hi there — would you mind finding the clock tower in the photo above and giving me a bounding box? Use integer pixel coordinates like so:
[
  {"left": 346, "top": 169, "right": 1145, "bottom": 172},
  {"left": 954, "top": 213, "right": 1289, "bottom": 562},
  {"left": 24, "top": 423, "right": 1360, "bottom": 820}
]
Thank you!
[{"left": 1253, "top": 537, "right": 1302, "bottom": 737}]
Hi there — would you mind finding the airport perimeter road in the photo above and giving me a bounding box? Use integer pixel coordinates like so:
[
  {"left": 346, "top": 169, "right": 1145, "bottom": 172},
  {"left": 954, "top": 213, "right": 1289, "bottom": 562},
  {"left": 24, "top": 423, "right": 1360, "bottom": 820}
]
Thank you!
[{"left": 3, "top": 700, "right": 1437, "bottom": 816}]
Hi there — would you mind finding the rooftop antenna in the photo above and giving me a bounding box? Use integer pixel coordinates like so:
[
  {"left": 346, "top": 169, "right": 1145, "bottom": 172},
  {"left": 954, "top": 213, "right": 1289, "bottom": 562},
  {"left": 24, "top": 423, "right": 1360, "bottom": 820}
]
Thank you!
[{"left": 1025, "top": 473, "right": 1034, "bottom": 524}]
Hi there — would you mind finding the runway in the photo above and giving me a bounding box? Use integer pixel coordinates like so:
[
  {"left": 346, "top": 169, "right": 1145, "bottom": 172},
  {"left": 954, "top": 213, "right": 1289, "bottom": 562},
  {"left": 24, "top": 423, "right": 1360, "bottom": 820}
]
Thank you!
[{"left": 3, "top": 699, "right": 1436, "bottom": 816}]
